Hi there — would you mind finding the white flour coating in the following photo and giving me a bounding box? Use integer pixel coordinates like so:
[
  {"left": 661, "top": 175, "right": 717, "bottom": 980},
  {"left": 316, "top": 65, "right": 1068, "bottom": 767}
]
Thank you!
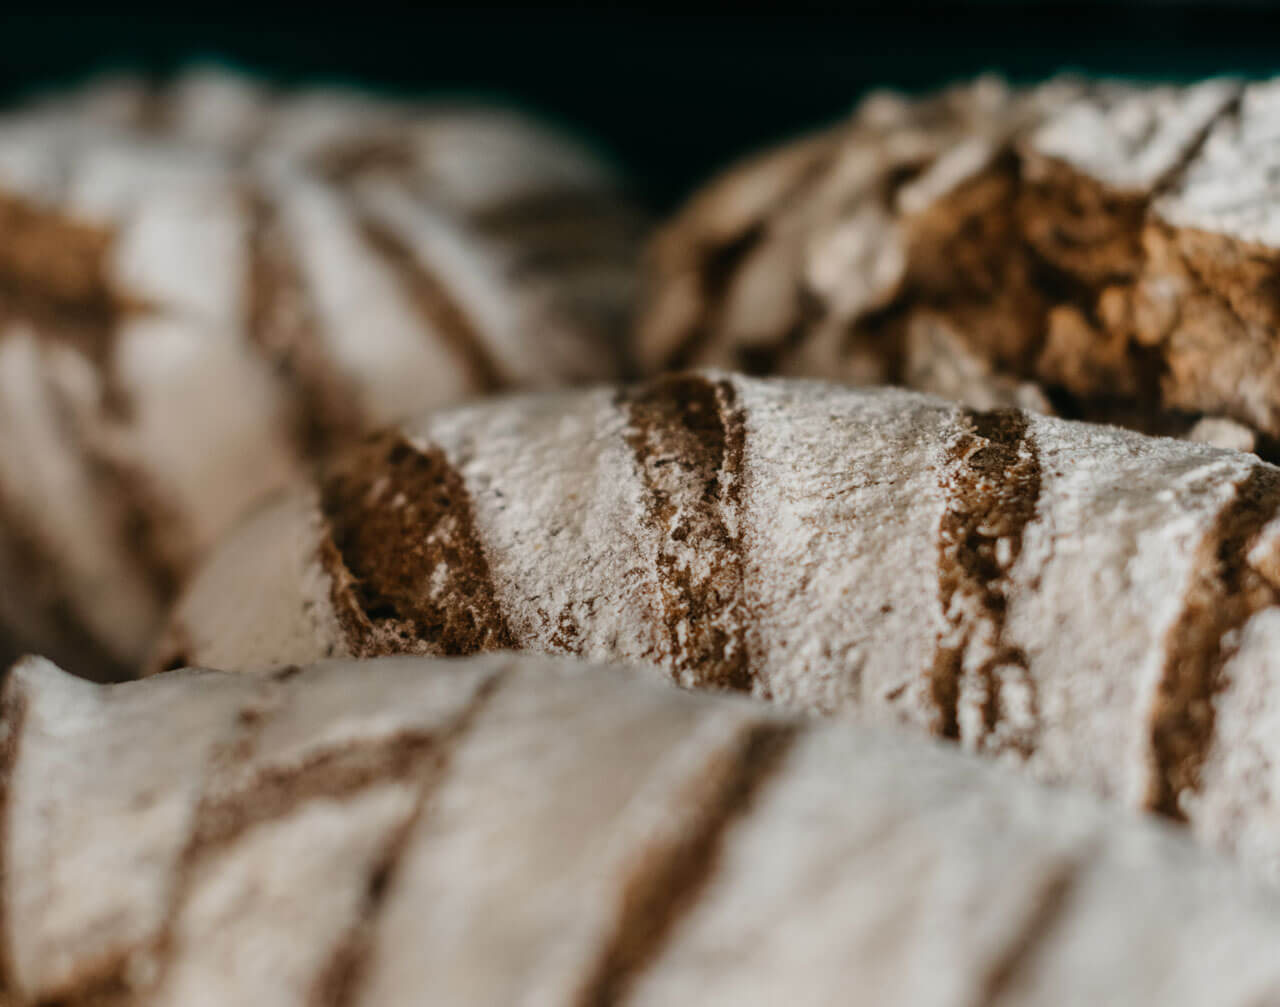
[
  {"left": 166, "top": 372, "right": 1280, "bottom": 880},
  {"left": 0, "top": 67, "right": 639, "bottom": 678},
  {"left": 1024, "top": 78, "right": 1239, "bottom": 193},
  {"left": 355, "top": 181, "right": 522, "bottom": 383},
  {"left": 111, "top": 315, "right": 300, "bottom": 572},
  {"left": 1156, "top": 78, "right": 1280, "bottom": 245},
  {"left": 0, "top": 333, "right": 157, "bottom": 659},
  {"left": 165, "top": 67, "right": 269, "bottom": 150},
  {"left": 152, "top": 489, "right": 349, "bottom": 674},
  {"left": 885, "top": 75, "right": 1083, "bottom": 215},
  {"left": 1005, "top": 418, "right": 1253, "bottom": 803},
  {"left": 412, "top": 385, "right": 668, "bottom": 667},
  {"left": 155, "top": 785, "right": 417, "bottom": 1007},
  {"left": 6, "top": 664, "right": 257, "bottom": 995},
  {"left": 267, "top": 169, "right": 471, "bottom": 421},
  {"left": 640, "top": 75, "right": 1085, "bottom": 374},
  {"left": 1189, "top": 416, "right": 1259, "bottom": 453},
  {"left": 384, "top": 107, "right": 617, "bottom": 214},
  {"left": 351, "top": 659, "right": 734, "bottom": 1006},
  {"left": 1191, "top": 608, "right": 1280, "bottom": 872},
  {"left": 732, "top": 379, "right": 954, "bottom": 717},
  {"left": 638, "top": 73, "right": 1280, "bottom": 451},
  {"left": 10, "top": 653, "right": 1280, "bottom": 1004},
  {"left": 25, "top": 68, "right": 617, "bottom": 207}
]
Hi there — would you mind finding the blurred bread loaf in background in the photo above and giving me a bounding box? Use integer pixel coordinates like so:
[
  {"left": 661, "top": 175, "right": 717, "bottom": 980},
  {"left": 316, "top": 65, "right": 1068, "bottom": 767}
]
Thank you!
[
  {"left": 0, "top": 67, "right": 643, "bottom": 680},
  {"left": 639, "top": 75, "right": 1280, "bottom": 456}
]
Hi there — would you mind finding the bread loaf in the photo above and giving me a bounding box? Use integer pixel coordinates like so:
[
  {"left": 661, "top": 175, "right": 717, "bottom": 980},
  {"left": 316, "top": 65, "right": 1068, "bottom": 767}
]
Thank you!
[
  {"left": 0, "top": 68, "right": 641, "bottom": 680},
  {"left": 158, "top": 371, "right": 1280, "bottom": 878},
  {"left": 7, "top": 651, "right": 1280, "bottom": 1004},
  {"left": 638, "top": 74, "right": 1280, "bottom": 454}
]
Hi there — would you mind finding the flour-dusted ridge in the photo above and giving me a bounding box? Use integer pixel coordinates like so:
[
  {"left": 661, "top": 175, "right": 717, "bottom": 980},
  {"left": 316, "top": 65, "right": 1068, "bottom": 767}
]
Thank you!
[
  {"left": 0, "top": 68, "right": 642, "bottom": 679},
  {"left": 638, "top": 74, "right": 1280, "bottom": 454},
  {"left": 161, "top": 371, "right": 1280, "bottom": 878},
  {"left": 5, "top": 652, "right": 1280, "bottom": 1004}
]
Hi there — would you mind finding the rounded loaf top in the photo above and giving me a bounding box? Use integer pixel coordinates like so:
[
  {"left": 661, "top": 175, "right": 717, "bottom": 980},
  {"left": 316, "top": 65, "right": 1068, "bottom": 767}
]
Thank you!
[
  {"left": 10, "top": 651, "right": 1280, "bottom": 1005},
  {"left": 158, "top": 369, "right": 1280, "bottom": 879},
  {"left": 0, "top": 66, "right": 644, "bottom": 680},
  {"left": 637, "top": 74, "right": 1280, "bottom": 455}
]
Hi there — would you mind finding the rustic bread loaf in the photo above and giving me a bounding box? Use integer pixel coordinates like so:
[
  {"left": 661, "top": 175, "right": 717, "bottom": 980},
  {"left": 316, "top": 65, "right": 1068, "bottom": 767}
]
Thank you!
[
  {"left": 638, "top": 74, "right": 1280, "bottom": 453},
  {"left": 158, "top": 371, "right": 1280, "bottom": 878},
  {"left": 9, "top": 651, "right": 1280, "bottom": 1005},
  {"left": 0, "top": 68, "right": 641, "bottom": 680}
]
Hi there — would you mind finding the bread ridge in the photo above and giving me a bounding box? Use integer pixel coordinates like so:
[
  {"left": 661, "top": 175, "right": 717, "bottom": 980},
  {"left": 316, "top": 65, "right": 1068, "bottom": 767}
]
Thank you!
[
  {"left": 0, "top": 67, "right": 642, "bottom": 679},
  {"left": 8, "top": 651, "right": 1280, "bottom": 1004},
  {"left": 159, "top": 370, "right": 1280, "bottom": 879}
]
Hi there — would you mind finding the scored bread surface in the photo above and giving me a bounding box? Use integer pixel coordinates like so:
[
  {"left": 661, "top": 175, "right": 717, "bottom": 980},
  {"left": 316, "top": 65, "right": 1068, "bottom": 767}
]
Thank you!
[
  {"left": 160, "top": 371, "right": 1280, "bottom": 879},
  {"left": 7, "top": 652, "right": 1280, "bottom": 1004},
  {"left": 0, "top": 68, "right": 641, "bottom": 679}
]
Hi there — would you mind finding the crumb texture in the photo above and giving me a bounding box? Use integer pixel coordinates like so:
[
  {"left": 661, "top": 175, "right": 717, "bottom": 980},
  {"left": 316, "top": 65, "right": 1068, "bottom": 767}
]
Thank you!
[{"left": 7, "top": 652, "right": 1280, "bottom": 1005}]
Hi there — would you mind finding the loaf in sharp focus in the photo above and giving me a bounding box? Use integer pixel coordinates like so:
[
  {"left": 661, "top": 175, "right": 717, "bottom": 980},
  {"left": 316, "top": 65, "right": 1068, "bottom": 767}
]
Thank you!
[
  {"left": 158, "top": 371, "right": 1280, "bottom": 878},
  {"left": 9, "top": 651, "right": 1280, "bottom": 1005},
  {"left": 639, "top": 74, "right": 1280, "bottom": 453},
  {"left": 0, "top": 68, "right": 643, "bottom": 680}
]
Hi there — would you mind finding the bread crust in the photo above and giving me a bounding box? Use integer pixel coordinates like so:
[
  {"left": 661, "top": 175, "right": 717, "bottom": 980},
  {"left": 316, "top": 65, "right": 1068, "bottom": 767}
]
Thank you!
[
  {"left": 160, "top": 371, "right": 1280, "bottom": 878},
  {"left": 0, "top": 68, "right": 641, "bottom": 678},
  {"left": 639, "top": 76, "right": 1280, "bottom": 454},
  {"left": 9, "top": 651, "right": 1280, "bottom": 1004}
]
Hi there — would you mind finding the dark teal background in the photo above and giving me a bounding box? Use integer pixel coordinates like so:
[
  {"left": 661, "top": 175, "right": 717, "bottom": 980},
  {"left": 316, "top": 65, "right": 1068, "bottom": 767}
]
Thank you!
[{"left": 2, "top": 7, "right": 1278, "bottom": 211}]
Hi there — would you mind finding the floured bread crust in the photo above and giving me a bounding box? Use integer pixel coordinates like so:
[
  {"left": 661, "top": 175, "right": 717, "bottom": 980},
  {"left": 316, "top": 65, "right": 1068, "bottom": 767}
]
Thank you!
[
  {"left": 8, "top": 652, "right": 1280, "bottom": 1004},
  {"left": 0, "top": 67, "right": 642, "bottom": 679},
  {"left": 639, "top": 75, "right": 1280, "bottom": 454},
  {"left": 160, "top": 372, "right": 1280, "bottom": 879}
]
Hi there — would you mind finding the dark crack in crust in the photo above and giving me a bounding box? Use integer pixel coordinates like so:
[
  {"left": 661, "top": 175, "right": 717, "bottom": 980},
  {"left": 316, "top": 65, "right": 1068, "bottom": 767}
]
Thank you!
[
  {"left": 147, "top": 618, "right": 193, "bottom": 676},
  {"left": 930, "top": 408, "right": 1042, "bottom": 752},
  {"left": 572, "top": 722, "right": 797, "bottom": 1007},
  {"left": 1141, "top": 222, "right": 1280, "bottom": 441},
  {"left": 979, "top": 854, "right": 1081, "bottom": 1004},
  {"left": 0, "top": 194, "right": 141, "bottom": 417},
  {"left": 309, "top": 668, "right": 510, "bottom": 1007},
  {"left": 871, "top": 153, "right": 1171, "bottom": 428},
  {"left": 187, "top": 730, "right": 437, "bottom": 854},
  {"left": 1147, "top": 464, "right": 1280, "bottom": 821},
  {"left": 126, "top": 663, "right": 509, "bottom": 1006},
  {"left": 318, "top": 433, "right": 513, "bottom": 658},
  {"left": 356, "top": 214, "right": 507, "bottom": 395},
  {"left": 246, "top": 190, "right": 365, "bottom": 460},
  {"left": 621, "top": 374, "right": 753, "bottom": 693}
]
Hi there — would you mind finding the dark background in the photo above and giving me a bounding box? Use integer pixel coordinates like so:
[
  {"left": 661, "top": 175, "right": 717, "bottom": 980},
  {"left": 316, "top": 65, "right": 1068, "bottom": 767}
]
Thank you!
[{"left": 2, "top": 6, "right": 1279, "bottom": 212}]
